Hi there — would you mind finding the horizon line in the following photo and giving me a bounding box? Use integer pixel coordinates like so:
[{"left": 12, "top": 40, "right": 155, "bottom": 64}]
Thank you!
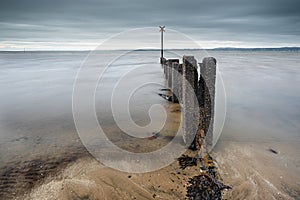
[{"left": 0, "top": 46, "right": 300, "bottom": 52}]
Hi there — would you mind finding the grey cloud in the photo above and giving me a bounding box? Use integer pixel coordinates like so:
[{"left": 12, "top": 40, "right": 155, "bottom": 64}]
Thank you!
[{"left": 0, "top": 0, "right": 299, "bottom": 49}]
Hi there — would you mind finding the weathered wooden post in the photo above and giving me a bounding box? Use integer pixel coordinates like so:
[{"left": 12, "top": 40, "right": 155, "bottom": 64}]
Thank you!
[
  {"left": 167, "top": 60, "right": 172, "bottom": 88},
  {"left": 171, "top": 62, "right": 180, "bottom": 103},
  {"left": 167, "top": 59, "right": 179, "bottom": 88},
  {"left": 182, "top": 56, "right": 199, "bottom": 145},
  {"left": 178, "top": 64, "right": 183, "bottom": 103},
  {"left": 164, "top": 60, "right": 169, "bottom": 81},
  {"left": 163, "top": 59, "right": 167, "bottom": 79},
  {"left": 197, "top": 57, "right": 216, "bottom": 151}
]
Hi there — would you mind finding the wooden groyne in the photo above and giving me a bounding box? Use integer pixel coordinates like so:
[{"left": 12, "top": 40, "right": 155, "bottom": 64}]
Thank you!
[
  {"left": 162, "top": 56, "right": 232, "bottom": 199},
  {"left": 161, "top": 56, "right": 217, "bottom": 153}
]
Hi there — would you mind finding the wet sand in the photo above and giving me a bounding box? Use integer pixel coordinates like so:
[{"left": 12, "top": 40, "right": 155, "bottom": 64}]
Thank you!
[
  {"left": 21, "top": 154, "right": 189, "bottom": 200},
  {"left": 19, "top": 149, "right": 227, "bottom": 200},
  {"left": 14, "top": 141, "right": 299, "bottom": 200},
  {"left": 213, "top": 141, "right": 300, "bottom": 199},
  {"left": 0, "top": 142, "right": 89, "bottom": 199}
]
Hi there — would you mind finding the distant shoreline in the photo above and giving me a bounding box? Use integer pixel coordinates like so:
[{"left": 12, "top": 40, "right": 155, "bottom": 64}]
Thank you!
[{"left": 0, "top": 47, "right": 299, "bottom": 52}]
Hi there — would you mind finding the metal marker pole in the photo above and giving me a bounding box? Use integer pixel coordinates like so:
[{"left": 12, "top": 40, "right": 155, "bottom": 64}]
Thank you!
[{"left": 159, "top": 26, "right": 165, "bottom": 64}]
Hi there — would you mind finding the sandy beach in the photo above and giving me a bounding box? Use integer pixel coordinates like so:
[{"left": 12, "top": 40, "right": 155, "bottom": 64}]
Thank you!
[
  {"left": 11, "top": 140, "right": 297, "bottom": 200},
  {"left": 20, "top": 152, "right": 196, "bottom": 200},
  {"left": 8, "top": 140, "right": 297, "bottom": 200}
]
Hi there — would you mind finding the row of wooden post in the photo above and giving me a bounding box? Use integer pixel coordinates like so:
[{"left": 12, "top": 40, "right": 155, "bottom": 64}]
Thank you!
[{"left": 162, "top": 56, "right": 216, "bottom": 152}]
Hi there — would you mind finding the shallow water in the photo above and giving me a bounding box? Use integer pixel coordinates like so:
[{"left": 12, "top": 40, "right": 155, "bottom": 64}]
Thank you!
[{"left": 0, "top": 50, "right": 299, "bottom": 198}]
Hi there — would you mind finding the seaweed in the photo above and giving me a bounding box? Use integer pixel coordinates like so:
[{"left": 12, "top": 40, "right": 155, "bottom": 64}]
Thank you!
[
  {"left": 187, "top": 173, "right": 231, "bottom": 200},
  {"left": 177, "top": 155, "right": 198, "bottom": 170},
  {"left": 177, "top": 153, "right": 231, "bottom": 200}
]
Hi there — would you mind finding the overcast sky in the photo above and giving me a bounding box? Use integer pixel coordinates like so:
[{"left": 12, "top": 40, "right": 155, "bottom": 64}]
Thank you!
[{"left": 0, "top": 0, "right": 299, "bottom": 50}]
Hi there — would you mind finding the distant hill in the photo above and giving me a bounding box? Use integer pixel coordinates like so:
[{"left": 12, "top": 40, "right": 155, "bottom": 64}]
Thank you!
[
  {"left": 133, "top": 47, "right": 300, "bottom": 51},
  {"left": 208, "top": 47, "right": 300, "bottom": 51}
]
